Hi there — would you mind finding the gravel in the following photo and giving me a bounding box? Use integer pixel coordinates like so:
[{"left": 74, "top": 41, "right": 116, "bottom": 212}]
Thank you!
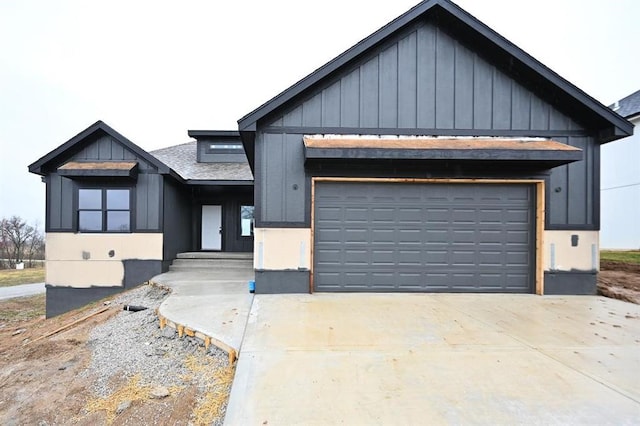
[{"left": 82, "top": 284, "right": 230, "bottom": 397}]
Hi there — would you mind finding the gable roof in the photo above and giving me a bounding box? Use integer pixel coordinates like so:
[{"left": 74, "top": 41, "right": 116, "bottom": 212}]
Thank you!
[
  {"left": 237, "top": 0, "right": 632, "bottom": 140},
  {"left": 28, "top": 120, "right": 172, "bottom": 176},
  {"left": 611, "top": 89, "right": 640, "bottom": 120},
  {"left": 150, "top": 141, "right": 253, "bottom": 181}
]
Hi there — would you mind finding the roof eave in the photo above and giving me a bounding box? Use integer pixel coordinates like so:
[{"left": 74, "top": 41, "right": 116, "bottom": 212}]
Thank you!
[
  {"left": 436, "top": 1, "right": 634, "bottom": 140},
  {"left": 237, "top": 0, "right": 441, "bottom": 131},
  {"left": 187, "top": 130, "right": 240, "bottom": 138},
  {"left": 185, "top": 179, "right": 254, "bottom": 186},
  {"left": 237, "top": 0, "right": 632, "bottom": 138},
  {"left": 28, "top": 120, "right": 174, "bottom": 176}
]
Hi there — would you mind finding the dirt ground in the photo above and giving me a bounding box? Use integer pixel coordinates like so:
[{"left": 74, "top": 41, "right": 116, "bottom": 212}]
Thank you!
[
  {"left": 598, "top": 260, "right": 640, "bottom": 304},
  {"left": 0, "top": 294, "right": 231, "bottom": 425},
  {"left": 1, "top": 263, "right": 639, "bottom": 425}
]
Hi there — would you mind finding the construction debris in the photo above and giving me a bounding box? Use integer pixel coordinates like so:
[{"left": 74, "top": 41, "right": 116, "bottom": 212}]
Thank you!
[{"left": 122, "top": 305, "right": 148, "bottom": 312}]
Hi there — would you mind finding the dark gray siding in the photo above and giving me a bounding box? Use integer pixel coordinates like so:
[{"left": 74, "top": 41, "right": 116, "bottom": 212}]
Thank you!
[
  {"left": 256, "top": 18, "right": 598, "bottom": 230},
  {"left": 71, "top": 133, "right": 157, "bottom": 171},
  {"left": 193, "top": 187, "right": 254, "bottom": 252},
  {"left": 135, "top": 174, "right": 162, "bottom": 231},
  {"left": 266, "top": 21, "right": 580, "bottom": 133},
  {"left": 197, "top": 140, "right": 246, "bottom": 163},
  {"left": 46, "top": 133, "right": 163, "bottom": 232},
  {"left": 256, "top": 133, "right": 307, "bottom": 224},
  {"left": 547, "top": 136, "right": 597, "bottom": 228},
  {"left": 162, "top": 177, "right": 192, "bottom": 262},
  {"left": 47, "top": 174, "right": 74, "bottom": 231},
  {"left": 256, "top": 132, "right": 598, "bottom": 229}
]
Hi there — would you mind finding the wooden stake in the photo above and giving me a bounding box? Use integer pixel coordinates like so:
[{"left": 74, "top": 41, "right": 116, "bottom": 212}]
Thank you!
[{"left": 28, "top": 307, "right": 111, "bottom": 345}]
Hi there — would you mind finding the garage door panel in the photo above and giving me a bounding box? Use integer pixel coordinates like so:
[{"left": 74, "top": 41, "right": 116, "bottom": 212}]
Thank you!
[
  {"left": 397, "top": 208, "right": 422, "bottom": 223},
  {"left": 314, "top": 182, "right": 534, "bottom": 293},
  {"left": 425, "top": 251, "right": 448, "bottom": 265},
  {"left": 451, "top": 208, "right": 478, "bottom": 224},
  {"left": 505, "top": 208, "right": 530, "bottom": 223},
  {"left": 371, "top": 208, "right": 395, "bottom": 222},
  {"left": 426, "top": 208, "right": 450, "bottom": 223},
  {"left": 398, "top": 251, "right": 421, "bottom": 265},
  {"left": 425, "top": 229, "right": 449, "bottom": 243}
]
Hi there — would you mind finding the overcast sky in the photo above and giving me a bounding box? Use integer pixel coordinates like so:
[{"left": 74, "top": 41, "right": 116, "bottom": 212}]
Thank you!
[{"left": 1, "top": 0, "right": 637, "bottom": 227}]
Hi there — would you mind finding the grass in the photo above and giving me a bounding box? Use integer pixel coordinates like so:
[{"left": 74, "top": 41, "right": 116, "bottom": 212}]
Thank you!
[
  {"left": 600, "top": 250, "right": 640, "bottom": 265},
  {"left": 86, "top": 374, "right": 152, "bottom": 424},
  {"left": 0, "top": 267, "right": 45, "bottom": 287},
  {"left": 0, "top": 293, "right": 46, "bottom": 322}
]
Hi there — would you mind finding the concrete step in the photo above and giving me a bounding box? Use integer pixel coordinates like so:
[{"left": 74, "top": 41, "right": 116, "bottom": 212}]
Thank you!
[
  {"left": 170, "top": 252, "right": 254, "bottom": 275},
  {"left": 168, "top": 265, "right": 255, "bottom": 278},
  {"left": 171, "top": 259, "right": 253, "bottom": 268},
  {"left": 177, "top": 252, "right": 253, "bottom": 260}
]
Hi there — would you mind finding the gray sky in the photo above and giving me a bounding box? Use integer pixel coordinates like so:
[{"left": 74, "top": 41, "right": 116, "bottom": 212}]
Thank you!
[{"left": 1, "top": 0, "right": 637, "bottom": 227}]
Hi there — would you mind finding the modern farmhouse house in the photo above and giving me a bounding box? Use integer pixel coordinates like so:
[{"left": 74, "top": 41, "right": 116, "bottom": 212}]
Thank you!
[{"left": 30, "top": 0, "right": 633, "bottom": 316}]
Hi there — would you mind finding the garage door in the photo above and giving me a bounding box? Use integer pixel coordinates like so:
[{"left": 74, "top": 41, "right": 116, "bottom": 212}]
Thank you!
[{"left": 313, "top": 182, "right": 534, "bottom": 293}]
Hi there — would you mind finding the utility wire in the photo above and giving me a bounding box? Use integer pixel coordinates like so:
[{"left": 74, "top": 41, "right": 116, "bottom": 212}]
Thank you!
[{"left": 601, "top": 182, "right": 640, "bottom": 191}]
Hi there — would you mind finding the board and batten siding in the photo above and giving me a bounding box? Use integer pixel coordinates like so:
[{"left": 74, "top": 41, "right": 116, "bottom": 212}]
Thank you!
[
  {"left": 256, "top": 132, "right": 307, "bottom": 224},
  {"left": 256, "top": 19, "right": 598, "bottom": 230},
  {"left": 256, "top": 133, "right": 598, "bottom": 229},
  {"left": 46, "top": 133, "right": 163, "bottom": 232},
  {"left": 266, "top": 21, "right": 580, "bottom": 133},
  {"left": 135, "top": 174, "right": 162, "bottom": 231},
  {"left": 162, "top": 177, "right": 192, "bottom": 261},
  {"left": 47, "top": 174, "right": 75, "bottom": 231},
  {"left": 70, "top": 133, "right": 156, "bottom": 171},
  {"left": 547, "top": 136, "right": 597, "bottom": 227}
]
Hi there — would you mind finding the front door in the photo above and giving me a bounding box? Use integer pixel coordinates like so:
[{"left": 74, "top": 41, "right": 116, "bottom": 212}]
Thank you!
[{"left": 201, "top": 205, "right": 222, "bottom": 250}]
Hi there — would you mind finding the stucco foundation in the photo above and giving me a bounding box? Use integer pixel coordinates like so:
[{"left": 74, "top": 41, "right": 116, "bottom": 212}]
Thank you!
[
  {"left": 253, "top": 228, "right": 311, "bottom": 271},
  {"left": 543, "top": 230, "right": 599, "bottom": 272},
  {"left": 45, "top": 232, "right": 163, "bottom": 287}
]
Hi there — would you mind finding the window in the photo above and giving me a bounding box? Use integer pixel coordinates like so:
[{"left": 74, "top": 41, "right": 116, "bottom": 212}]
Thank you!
[
  {"left": 78, "top": 188, "right": 131, "bottom": 232},
  {"left": 240, "top": 205, "right": 254, "bottom": 237},
  {"left": 205, "top": 143, "right": 243, "bottom": 154}
]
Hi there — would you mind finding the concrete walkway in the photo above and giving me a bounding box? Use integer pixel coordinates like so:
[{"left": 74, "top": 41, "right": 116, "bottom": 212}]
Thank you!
[
  {"left": 150, "top": 270, "right": 253, "bottom": 362},
  {"left": 225, "top": 294, "right": 640, "bottom": 425},
  {"left": 0, "top": 282, "right": 45, "bottom": 300}
]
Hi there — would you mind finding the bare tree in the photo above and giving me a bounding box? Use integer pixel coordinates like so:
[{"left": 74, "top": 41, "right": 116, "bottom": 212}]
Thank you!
[
  {"left": 26, "top": 222, "right": 45, "bottom": 267},
  {"left": 0, "top": 216, "right": 37, "bottom": 268}
]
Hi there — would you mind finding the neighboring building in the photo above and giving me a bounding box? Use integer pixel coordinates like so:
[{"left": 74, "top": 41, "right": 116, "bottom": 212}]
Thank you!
[
  {"left": 601, "top": 90, "right": 640, "bottom": 249},
  {"left": 30, "top": 0, "right": 633, "bottom": 317}
]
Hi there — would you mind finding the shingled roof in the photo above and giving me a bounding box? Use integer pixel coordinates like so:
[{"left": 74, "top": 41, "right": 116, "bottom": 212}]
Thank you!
[
  {"left": 150, "top": 141, "right": 253, "bottom": 182},
  {"left": 611, "top": 89, "right": 640, "bottom": 120}
]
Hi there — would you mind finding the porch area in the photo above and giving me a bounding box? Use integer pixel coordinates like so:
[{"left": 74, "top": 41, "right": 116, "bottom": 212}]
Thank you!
[{"left": 151, "top": 251, "right": 254, "bottom": 362}]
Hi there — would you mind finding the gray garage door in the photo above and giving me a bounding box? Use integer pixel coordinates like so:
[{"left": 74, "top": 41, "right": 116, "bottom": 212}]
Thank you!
[{"left": 313, "top": 182, "right": 534, "bottom": 293}]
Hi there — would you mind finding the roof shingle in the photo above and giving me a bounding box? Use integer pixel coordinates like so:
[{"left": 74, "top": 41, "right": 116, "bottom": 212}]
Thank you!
[
  {"left": 611, "top": 89, "right": 640, "bottom": 119},
  {"left": 150, "top": 142, "right": 253, "bottom": 181}
]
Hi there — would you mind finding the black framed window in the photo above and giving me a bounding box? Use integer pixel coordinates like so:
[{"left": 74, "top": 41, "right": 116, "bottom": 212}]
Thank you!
[
  {"left": 78, "top": 188, "right": 131, "bottom": 232},
  {"left": 240, "top": 205, "right": 254, "bottom": 237}
]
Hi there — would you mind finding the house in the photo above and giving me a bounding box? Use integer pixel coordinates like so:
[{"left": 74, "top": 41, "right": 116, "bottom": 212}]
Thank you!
[
  {"left": 29, "top": 0, "right": 633, "bottom": 317},
  {"left": 601, "top": 90, "right": 640, "bottom": 249},
  {"left": 28, "top": 123, "right": 254, "bottom": 317}
]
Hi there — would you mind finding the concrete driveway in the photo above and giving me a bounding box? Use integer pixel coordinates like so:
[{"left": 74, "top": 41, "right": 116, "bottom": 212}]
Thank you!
[{"left": 225, "top": 294, "right": 640, "bottom": 425}]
